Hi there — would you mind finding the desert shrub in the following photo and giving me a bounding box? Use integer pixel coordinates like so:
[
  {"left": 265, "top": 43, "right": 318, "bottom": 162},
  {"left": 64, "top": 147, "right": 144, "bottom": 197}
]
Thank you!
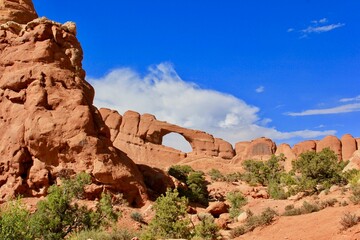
[
  {"left": 169, "top": 165, "right": 209, "bottom": 206},
  {"left": 268, "top": 180, "right": 288, "bottom": 200},
  {"left": 230, "top": 208, "right": 277, "bottom": 236},
  {"left": 186, "top": 171, "right": 209, "bottom": 206},
  {"left": 0, "top": 199, "right": 32, "bottom": 240},
  {"left": 340, "top": 212, "right": 360, "bottom": 230},
  {"left": 350, "top": 184, "right": 360, "bottom": 204},
  {"left": 225, "top": 172, "right": 243, "bottom": 182},
  {"left": 193, "top": 214, "right": 220, "bottom": 240},
  {"left": 283, "top": 201, "right": 323, "bottom": 216},
  {"left": 241, "top": 155, "right": 294, "bottom": 199},
  {"left": 141, "top": 189, "right": 191, "bottom": 240},
  {"left": 302, "top": 201, "right": 321, "bottom": 213},
  {"left": 168, "top": 165, "right": 193, "bottom": 182},
  {"left": 208, "top": 169, "right": 225, "bottom": 181},
  {"left": 343, "top": 169, "right": 360, "bottom": 186},
  {"left": 70, "top": 228, "right": 137, "bottom": 240},
  {"left": 29, "top": 173, "right": 118, "bottom": 240},
  {"left": 242, "top": 155, "right": 285, "bottom": 186},
  {"left": 230, "top": 226, "right": 246, "bottom": 238},
  {"left": 320, "top": 198, "right": 338, "bottom": 208},
  {"left": 293, "top": 148, "right": 347, "bottom": 192},
  {"left": 226, "top": 191, "right": 247, "bottom": 219},
  {"left": 130, "top": 211, "right": 144, "bottom": 223}
]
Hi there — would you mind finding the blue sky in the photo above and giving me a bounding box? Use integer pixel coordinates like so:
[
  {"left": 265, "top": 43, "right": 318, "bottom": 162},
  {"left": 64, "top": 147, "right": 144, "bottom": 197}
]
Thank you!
[{"left": 32, "top": 1, "right": 360, "bottom": 147}]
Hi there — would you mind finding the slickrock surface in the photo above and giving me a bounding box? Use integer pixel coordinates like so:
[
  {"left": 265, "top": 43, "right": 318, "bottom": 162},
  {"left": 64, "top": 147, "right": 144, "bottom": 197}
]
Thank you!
[{"left": 0, "top": 12, "right": 147, "bottom": 205}]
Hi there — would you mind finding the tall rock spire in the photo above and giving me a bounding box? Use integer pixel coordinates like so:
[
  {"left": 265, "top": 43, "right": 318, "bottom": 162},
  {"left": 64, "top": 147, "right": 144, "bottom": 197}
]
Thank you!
[{"left": 0, "top": 0, "right": 38, "bottom": 24}]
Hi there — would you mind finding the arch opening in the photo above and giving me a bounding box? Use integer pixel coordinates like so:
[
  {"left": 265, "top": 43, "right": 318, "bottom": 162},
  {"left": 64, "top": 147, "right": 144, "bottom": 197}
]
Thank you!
[{"left": 162, "top": 133, "right": 192, "bottom": 153}]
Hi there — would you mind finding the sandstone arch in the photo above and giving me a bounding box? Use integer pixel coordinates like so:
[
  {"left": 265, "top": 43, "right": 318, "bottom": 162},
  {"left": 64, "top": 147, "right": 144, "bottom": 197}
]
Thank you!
[
  {"left": 99, "top": 109, "right": 235, "bottom": 168},
  {"left": 162, "top": 132, "right": 193, "bottom": 153}
]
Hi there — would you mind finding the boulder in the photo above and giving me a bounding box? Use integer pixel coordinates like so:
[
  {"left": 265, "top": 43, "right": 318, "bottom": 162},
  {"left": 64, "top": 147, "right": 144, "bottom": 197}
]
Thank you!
[{"left": 206, "top": 202, "right": 229, "bottom": 217}]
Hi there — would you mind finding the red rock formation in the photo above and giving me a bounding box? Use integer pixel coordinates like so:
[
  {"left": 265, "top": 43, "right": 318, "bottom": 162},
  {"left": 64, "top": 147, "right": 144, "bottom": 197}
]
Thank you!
[
  {"left": 293, "top": 140, "right": 317, "bottom": 157},
  {"left": 99, "top": 109, "right": 235, "bottom": 169},
  {"left": 0, "top": 0, "right": 37, "bottom": 24},
  {"left": 341, "top": 134, "right": 357, "bottom": 161},
  {"left": 275, "top": 143, "right": 296, "bottom": 171},
  {"left": 0, "top": 5, "right": 147, "bottom": 205},
  {"left": 317, "top": 135, "right": 342, "bottom": 160}
]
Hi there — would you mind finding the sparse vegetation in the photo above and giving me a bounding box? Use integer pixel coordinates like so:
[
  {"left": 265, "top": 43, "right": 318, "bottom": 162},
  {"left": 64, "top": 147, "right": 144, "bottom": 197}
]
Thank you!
[
  {"left": 0, "top": 173, "right": 118, "bottom": 240},
  {"left": 69, "top": 228, "right": 137, "bottom": 240},
  {"left": 340, "top": 212, "right": 360, "bottom": 230},
  {"left": 130, "top": 211, "right": 144, "bottom": 223},
  {"left": 141, "top": 189, "right": 191, "bottom": 240},
  {"left": 208, "top": 169, "right": 226, "bottom": 181},
  {"left": 226, "top": 191, "right": 247, "bottom": 219},
  {"left": 193, "top": 213, "right": 220, "bottom": 240},
  {"left": 293, "top": 148, "right": 347, "bottom": 192},
  {"left": 0, "top": 199, "right": 32, "bottom": 240},
  {"left": 230, "top": 207, "right": 278, "bottom": 237},
  {"left": 283, "top": 199, "right": 337, "bottom": 217},
  {"left": 168, "top": 165, "right": 209, "bottom": 206}
]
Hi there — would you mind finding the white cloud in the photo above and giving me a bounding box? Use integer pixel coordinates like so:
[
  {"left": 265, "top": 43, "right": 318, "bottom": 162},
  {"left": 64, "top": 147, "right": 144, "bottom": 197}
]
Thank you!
[
  {"left": 339, "top": 95, "right": 360, "bottom": 103},
  {"left": 255, "top": 86, "right": 265, "bottom": 93},
  {"left": 289, "top": 18, "right": 345, "bottom": 37},
  {"left": 302, "top": 23, "right": 345, "bottom": 34},
  {"left": 89, "top": 63, "right": 335, "bottom": 145},
  {"left": 287, "top": 28, "right": 294, "bottom": 32},
  {"left": 287, "top": 103, "right": 360, "bottom": 116}
]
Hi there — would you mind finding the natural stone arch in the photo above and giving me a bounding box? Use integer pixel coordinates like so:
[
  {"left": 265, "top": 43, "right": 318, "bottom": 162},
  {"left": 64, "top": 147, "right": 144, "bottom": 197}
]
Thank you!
[{"left": 161, "top": 132, "right": 193, "bottom": 153}]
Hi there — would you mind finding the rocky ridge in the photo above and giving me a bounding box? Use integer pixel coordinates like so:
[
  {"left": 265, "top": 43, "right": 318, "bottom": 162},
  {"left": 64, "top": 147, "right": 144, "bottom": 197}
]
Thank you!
[{"left": 99, "top": 108, "right": 359, "bottom": 170}]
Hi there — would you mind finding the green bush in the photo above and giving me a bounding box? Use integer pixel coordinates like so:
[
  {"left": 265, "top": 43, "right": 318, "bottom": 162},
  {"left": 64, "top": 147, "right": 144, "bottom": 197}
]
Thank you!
[
  {"left": 0, "top": 173, "right": 119, "bottom": 240},
  {"left": 186, "top": 171, "right": 209, "bottom": 206},
  {"left": 292, "top": 148, "right": 347, "bottom": 191},
  {"left": 226, "top": 191, "right": 247, "bottom": 219},
  {"left": 230, "top": 208, "right": 277, "bottom": 236},
  {"left": 142, "top": 189, "right": 191, "bottom": 240},
  {"left": 0, "top": 199, "right": 32, "bottom": 240},
  {"left": 29, "top": 173, "right": 118, "bottom": 240},
  {"left": 242, "top": 155, "right": 285, "bottom": 186},
  {"left": 283, "top": 201, "right": 323, "bottom": 216},
  {"left": 168, "top": 165, "right": 209, "bottom": 206},
  {"left": 208, "top": 169, "right": 225, "bottom": 181},
  {"left": 168, "top": 165, "right": 193, "bottom": 182},
  {"left": 130, "top": 211, "right": 144, "bottom": 223},
  {"left": 193, "top": 214, "right": 220, "bottom": 240}
]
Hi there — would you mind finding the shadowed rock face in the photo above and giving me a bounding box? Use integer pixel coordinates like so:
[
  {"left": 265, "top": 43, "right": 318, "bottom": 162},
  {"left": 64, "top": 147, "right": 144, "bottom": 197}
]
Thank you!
[
  {"left": 0, "top": 0, "right": 38, "bottom": 24},
  {"left": 0, "top": 3, "right": 147, "bottom": 205}
]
